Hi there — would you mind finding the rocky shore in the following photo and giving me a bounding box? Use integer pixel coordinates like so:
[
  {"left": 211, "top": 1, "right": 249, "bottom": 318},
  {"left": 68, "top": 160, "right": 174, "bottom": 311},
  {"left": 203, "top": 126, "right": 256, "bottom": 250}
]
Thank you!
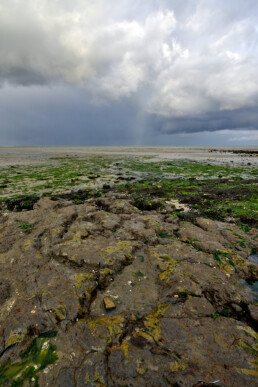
[{"left": 0, "top": 193, "right": 257, "bottom": 386}]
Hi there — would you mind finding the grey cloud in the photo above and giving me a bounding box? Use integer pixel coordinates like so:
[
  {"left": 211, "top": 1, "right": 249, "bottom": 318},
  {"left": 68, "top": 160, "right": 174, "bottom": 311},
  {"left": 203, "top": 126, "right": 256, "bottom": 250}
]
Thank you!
[
  {"left": 0, "top": 0, "right": 258, "bottom": 142},
  {"left": 149, "top": 107, "right": 258, "bottom": 134}
]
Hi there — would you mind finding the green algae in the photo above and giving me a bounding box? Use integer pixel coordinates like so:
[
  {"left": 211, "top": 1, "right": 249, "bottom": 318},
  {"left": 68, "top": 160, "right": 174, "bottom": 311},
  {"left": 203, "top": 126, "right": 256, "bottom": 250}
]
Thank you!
[
  {"left": 220, "top": 308, "right": 231, "bottom": 317},
  {"left": 213, "top": 250, "right": 236, "bottom": 273},
  {"left": 0, "top": 331, "right": 58, "bottom": 386},
  {"left": 1, "top": 155, "right": 257, "bottom": 227},
  {"left": 15, "top": 220, "right": 32, "bottom": 233},
  {"left": 132, "top": 270, "right": 144, "bottom": 278}
]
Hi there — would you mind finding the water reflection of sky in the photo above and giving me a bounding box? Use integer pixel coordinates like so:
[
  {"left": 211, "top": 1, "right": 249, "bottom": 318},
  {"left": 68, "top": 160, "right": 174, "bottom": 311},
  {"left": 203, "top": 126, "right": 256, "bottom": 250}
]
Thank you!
[
  {"left": 240, "top": 278, "right": 258, "bottom": 304},
  {"left": 248, "top": 254, "right": 258, "bottom": 265},
  {"left": 239, "top": 254, "right": 258, "bottom": 303}
]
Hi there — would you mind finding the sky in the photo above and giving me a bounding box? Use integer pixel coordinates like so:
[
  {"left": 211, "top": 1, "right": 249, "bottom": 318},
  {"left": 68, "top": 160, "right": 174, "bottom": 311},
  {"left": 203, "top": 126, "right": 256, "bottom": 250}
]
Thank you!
[{"left": 0, "top": 0, "right": 258, "bottom": 146}]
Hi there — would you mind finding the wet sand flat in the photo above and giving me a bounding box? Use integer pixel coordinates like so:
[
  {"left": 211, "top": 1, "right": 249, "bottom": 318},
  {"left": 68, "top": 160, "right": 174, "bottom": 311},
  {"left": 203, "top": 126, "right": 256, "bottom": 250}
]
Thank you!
[{"left": 0, "top": 146, "right": 257, "bottom": 166}]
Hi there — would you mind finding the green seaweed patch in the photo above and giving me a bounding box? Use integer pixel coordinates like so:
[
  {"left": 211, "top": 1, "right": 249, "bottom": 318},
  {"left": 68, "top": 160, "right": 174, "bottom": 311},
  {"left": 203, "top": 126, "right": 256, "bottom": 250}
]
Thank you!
[
  {"left": 238, "top": 240, "right": 246, "bottom": 248},
  {"left": 213, "top": 250, "right": 235, "bottom": 268},
  {"left": 212, "top": 308, "right": 231, "bottom": 319},
  {"left": 220, "top": 308, "right": 231, "bottom": 317},
  {"left": 189, "top": 238, "right": 201, "bottom": 251},
  {"left": 0, "top": 331, "right": 58, "bottom": 386},
  {"left": 137, "top": 255, "right": 145, "bottom": 262},
  {"left": 132, "top": 270, "right": 144, "bottom": 278},
  {"left": 159, "top": 233, "right": 173, "bottom": 239},
  {"left": 240, "top": 224, "right": 252, "bottom": 233},
  {"left": 15, "top": 220, "right": 32, "bottom": 233}
]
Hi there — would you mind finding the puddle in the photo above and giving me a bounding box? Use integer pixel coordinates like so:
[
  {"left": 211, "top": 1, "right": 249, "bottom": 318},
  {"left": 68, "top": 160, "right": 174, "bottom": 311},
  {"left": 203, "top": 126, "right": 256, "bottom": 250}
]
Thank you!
[
  {"left": 239, "top": 279, "right": 258, "bottom": 303},
  {"left": 248, "top": 254, "right": 258, "bottom": 264},
  {"left": 244, "top": 253, "right": 258, "bottom": 302}
]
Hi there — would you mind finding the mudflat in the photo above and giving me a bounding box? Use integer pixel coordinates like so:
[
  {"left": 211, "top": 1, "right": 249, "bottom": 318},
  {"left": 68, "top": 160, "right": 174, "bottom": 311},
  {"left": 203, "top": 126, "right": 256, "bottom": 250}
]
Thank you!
[
  {"left": 0, "top": 146, "right": 258, "bottom": 166},
  {"left": 0, "top": 147, "right": 257, "bottom": 386}
]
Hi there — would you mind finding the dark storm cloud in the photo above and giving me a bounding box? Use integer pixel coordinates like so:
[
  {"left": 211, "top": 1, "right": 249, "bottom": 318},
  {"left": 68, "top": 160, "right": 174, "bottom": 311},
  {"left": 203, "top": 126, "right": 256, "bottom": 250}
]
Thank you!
[
  {"left": 149, "top": 107, "right": 258, "bottom": 134},
  {"left": 0, "top": 0, "right": 258, "bottom": 144},
  {"left": 0, "top": 85, "right": 141, "bottom": 146}
]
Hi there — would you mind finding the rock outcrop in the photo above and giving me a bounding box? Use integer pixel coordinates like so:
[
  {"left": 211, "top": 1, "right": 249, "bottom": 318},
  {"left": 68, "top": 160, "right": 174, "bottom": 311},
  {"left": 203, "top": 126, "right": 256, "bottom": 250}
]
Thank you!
[{"left": 0, "top": 196, "right": 257, "bottom": 386}]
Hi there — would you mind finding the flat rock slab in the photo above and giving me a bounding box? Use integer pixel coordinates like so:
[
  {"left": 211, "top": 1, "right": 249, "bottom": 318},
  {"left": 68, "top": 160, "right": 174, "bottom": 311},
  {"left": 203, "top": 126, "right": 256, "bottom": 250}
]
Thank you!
[{"left": 91, "top": 251, "right": 159, "bottom": 318}]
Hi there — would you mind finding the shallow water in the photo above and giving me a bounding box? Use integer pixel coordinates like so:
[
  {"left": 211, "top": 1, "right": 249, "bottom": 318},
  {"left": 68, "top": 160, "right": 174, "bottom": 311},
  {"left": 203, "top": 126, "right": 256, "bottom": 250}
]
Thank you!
[
  {"left": 243, "top": 254, "right": 258, "bottom": 302},
  {"left": 248, "top": 254, "right": 258, "bottom": 264},
  {"left": 239, "top": 278, "right": 258, "bottom": 303}
]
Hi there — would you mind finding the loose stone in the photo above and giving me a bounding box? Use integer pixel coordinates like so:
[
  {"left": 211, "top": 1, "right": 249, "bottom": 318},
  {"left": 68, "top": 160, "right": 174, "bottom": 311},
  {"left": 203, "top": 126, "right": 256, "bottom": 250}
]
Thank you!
[{"left": 103, "top": 296, "right": 116, "bottom": 310}]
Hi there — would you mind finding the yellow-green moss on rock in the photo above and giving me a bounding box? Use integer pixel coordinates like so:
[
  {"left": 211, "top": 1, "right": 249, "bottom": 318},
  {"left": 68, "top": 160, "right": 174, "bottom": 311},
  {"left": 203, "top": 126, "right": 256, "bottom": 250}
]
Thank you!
[
  {"left": 6, "top": 330, "right": 27, "bottom": 347},
  {"left": 75, "top": 273, "right": 95, "bottom": 288},
  {"left": 88, "top": 315, "right": 124, "bottom": 343},
  {"left": 144, "top": 304, "right": 170, "bottom": 342},
  {"left": 54, "top": 305, "right": 66, "bottom": 321}
]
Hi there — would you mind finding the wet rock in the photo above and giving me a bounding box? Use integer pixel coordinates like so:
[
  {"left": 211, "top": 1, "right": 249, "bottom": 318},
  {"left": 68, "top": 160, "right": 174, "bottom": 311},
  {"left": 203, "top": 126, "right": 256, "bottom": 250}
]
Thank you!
[
  {"left": 0, "top": 279, "right": 11, "bottom": 305},
  {"left": 231, "top": 303, "right": 242, "bottom": 313},
  {"left": 56, "top": 368, "right": 76, "bottom": 387},
  {"left": 75, "top": 352, "right": 107, "bottom": 386},
  {"left": 195, "top": 217, "right": 222, "bottom": 233},
  {"left": 0, "top": 197, "right": 257, "bottom": 386},
  {"left": 177, "top": 223, "right": 226, "bottom": 252},
  {"left": 164, "top": 297, "right": 215, "bottom": 319},
  {"left": 91, "top": 252, "right": 159, "bottom": 318},
  {"left": 248, "top": 304, "right": 258, "bottom": 321},
  {"left": 88, "top": 174, "right": 100, "bottom": 179},
  {"left": 160, "top": 317, "right": 258, "bottom": 386}
]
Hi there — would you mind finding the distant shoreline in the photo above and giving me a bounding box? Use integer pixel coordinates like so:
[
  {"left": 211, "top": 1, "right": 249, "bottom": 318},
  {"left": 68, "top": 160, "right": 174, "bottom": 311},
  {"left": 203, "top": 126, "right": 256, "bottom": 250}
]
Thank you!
[{"left": 0, "top": 146, "right": 257, "bottom": 167}]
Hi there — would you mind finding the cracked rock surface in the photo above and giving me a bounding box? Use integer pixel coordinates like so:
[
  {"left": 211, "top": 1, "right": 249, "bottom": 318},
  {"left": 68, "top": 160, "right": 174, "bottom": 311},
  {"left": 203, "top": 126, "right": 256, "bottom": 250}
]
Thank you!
[{"left": 0, "top": 196, "right": 257, "bottom": 386}]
